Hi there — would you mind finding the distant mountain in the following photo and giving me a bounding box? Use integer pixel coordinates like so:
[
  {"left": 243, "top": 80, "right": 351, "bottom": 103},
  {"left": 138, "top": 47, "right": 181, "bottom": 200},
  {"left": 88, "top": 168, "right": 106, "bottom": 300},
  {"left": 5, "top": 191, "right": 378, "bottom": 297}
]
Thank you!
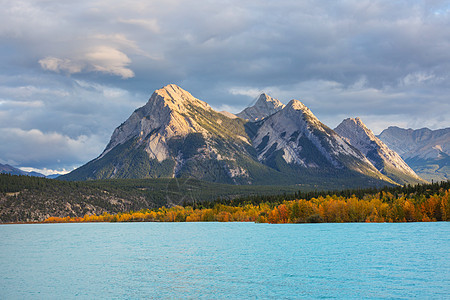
[
  {"left": 218, "top": 111, "right": 238, "bottom": 119},
  {"left": 61, "top": 84, "right": 397, "bottom": 188},
  {"left": 0, "top": 163, "right": 45, "bottom": 177},
  {"left": 335, "top": 118, "right": 425, "bottom": 185},
  {"left": 46, "top": 174, "right": 61, "bottom": 179},
  {"left": 378, "top": 127, "right": 450, "bottom": 182},
  {"left": 236, "top": 93, "right": 285, "bottom": 121}
]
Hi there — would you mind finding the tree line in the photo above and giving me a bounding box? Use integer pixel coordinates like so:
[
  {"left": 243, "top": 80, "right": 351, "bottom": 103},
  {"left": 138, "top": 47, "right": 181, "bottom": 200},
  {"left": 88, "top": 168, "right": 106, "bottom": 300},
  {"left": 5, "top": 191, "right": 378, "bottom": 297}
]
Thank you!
[{"left": 44, "top": 181, "right": 450, "bottom": 224}]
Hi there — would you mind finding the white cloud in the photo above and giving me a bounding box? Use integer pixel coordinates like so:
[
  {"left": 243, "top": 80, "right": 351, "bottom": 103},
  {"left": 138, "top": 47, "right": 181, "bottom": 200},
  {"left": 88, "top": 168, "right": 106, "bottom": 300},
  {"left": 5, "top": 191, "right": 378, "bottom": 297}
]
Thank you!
[
  {"left": 228, "top": 87, "right": 263, "bottom": 98},
  {"left": 19, "top": 167, "right": 70, "bottom": 176},
  {"left": 39, "top": 46, "right": 134, "bottom": 79},
  {"left": 39, "top": 57, "right": 84, "bottom": 74},
  {"left": 0, "top": 84, "right": 70, "bottom": 99},
  {"left": 0, "top": 99, "right": 43, "bottom": 108},
  {"left": 0, "top": 128, "right": 104, "bottom": 170},
  {"left": 84, "top": 46, "right": 135, "bottom": 78},
  {"left": 1, "top": 0, "right": 450, "bottom": 172},
  {"left": 400, "top": 72, "right": 436, "bottom": 86}
]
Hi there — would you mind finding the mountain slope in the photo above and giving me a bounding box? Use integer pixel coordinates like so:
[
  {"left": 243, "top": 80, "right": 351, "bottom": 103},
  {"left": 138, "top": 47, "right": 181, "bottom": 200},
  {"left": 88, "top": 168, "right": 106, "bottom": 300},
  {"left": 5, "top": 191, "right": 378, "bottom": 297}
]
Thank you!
[
  {"left": 236, "top": 93, "right": 285, "bottom": 121},
  {"left": 378, "top": 126, "right": 450, "bottom": 181},
  {"left": 250, "top": 101, "right": 393, "bottom": 182},
  {"left": 0, "top": 163, "right": 45, "bottom": 177},
  {"left": 62, "top": 84, "right": 273, "bottom": 184},
  {"left": 335, "top": 118, "right": 425, "bottom": 185},
  {"left": 61, "top": 84, "right": 394, "bottom": 188}
]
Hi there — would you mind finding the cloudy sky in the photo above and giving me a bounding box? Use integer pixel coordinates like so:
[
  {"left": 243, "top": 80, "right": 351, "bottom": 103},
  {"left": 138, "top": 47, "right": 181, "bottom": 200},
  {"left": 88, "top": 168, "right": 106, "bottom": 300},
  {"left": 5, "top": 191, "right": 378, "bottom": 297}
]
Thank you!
[{"left": 1, "top": 0, "right": 449, "bottom": 174}]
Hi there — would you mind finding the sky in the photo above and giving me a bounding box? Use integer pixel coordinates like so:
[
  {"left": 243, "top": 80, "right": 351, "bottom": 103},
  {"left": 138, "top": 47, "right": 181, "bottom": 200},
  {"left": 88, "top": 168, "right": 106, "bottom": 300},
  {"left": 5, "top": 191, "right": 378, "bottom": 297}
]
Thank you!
[{"left": 1, "top": 0, "right": 449, "bottom": 175}]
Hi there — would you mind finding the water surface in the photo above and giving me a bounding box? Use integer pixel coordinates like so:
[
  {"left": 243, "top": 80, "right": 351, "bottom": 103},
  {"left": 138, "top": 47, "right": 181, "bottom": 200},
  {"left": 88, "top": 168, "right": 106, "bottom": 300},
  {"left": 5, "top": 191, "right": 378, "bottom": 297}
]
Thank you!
[{"left": 1, "top": 222, "right": 449, "bottom": 299}]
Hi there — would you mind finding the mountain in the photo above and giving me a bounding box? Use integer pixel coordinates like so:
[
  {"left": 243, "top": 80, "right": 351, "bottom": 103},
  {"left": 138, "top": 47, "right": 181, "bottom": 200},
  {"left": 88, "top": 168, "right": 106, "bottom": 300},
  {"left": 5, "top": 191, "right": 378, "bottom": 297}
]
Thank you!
[
  {"left": 46, "top": 174, "right": 61, "bottom": 179},
  {"left": 0, "top": 163, "right": 45, "bottom": 177},
  {"left": 218, "top": 111, "right": 238, "bottom": 119},
  {"left": 236, "top": 93, "right": 285, "bottom": 121},
  {"left": 61, "top": 84, "right": 267, "bottom": 184},
  {"left": 250, "top": 101, "right": 390, "bottom": 181},
  {"left": 334, "top": 118, "right": 425, "bottom": 185},
  {"left": 61, "top": 84, "right": 395, "bottom": 188},
  {"left": 378, "top": 127, "right": 450, "bottom": 182}
]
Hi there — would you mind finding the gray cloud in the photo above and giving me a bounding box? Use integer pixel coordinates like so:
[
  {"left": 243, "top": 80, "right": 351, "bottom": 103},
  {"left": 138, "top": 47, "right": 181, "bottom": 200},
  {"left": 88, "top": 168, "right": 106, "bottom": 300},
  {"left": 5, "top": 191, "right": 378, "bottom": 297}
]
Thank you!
[{"left": 1, "top": 0, "right": 449, "bottom": 173}]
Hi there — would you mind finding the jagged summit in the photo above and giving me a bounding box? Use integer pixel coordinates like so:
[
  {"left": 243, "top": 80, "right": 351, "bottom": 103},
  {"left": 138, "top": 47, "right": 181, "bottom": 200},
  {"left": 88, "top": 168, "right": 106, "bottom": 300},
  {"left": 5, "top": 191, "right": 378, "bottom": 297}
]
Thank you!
[
  {"left": 252, "top": 103, "right": 382, "bottom": 178},
  {"left": 100, "top": 84, "right": 209, "bottom": 160},
  {"left": 286, "top": 99, "right": 309, "bottom": 111},
  {"left": 335, "top": 117, "right": 425, "bottom": 185},
  {"left": 378, "top": 126, "right": 450, "bottom": 182},
  {"left": 61, "top": 84, "right": 407, "bottom": 187},
  {"left": 153, "top": 84, "right": 211, "bottom": 112},
  {"left": 336, "top": 118, "right": 374, "bottom": 142},
  {"left": 284, "top": 99, "right": 322, "bottom": 126},
  {"left": 236, "top": 93, "right": 285, "bottom": 121},
  {"left": 378, "top": 126, "right": 450, "bottom": 159}
]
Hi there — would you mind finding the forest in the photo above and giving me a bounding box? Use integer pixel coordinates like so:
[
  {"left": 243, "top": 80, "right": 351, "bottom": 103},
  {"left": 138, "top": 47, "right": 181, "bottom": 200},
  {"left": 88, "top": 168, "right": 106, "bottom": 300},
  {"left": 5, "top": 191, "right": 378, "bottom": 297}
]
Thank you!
[
  {"left": 0, "top": 174, "right": 298, "bottom": 222},
  {"left": 44, "top": 180, "right": 450, "bottom": 224}
]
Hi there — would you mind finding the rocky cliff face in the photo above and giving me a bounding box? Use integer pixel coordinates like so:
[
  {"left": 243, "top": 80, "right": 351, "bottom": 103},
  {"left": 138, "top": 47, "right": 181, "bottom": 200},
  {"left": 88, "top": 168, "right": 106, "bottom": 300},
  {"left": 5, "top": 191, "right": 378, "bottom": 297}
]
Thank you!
[
  {"left": 101, "top": 84, "right": 210, "bottom": 161},
  {"left": 378, "top": 126, "right": 450, "bottom": 182},
  {"left": 61, "top": 84, "right": 403, "bottom": 187},
  {"left": 378, "top": 126, "right": 450, "bottom": 159},
  {"left": 63, "top": 84, "right": 263, "bottom": 184},
  {"left": 236, "top": 93, "right": 285, "bottom": 121},
  {"left": 252, "top": 101, "right": 384, "bottom": 177},
  {"left": 335, "top": 118, "right": 425, "bottom": 185}
]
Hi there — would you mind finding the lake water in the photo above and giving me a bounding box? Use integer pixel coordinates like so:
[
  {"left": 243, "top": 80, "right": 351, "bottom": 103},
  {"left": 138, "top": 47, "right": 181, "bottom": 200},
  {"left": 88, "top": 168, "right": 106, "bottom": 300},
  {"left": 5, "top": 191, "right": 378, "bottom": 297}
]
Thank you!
[{"left": 1, "top": 222, "right": 449, "bottom": 299}]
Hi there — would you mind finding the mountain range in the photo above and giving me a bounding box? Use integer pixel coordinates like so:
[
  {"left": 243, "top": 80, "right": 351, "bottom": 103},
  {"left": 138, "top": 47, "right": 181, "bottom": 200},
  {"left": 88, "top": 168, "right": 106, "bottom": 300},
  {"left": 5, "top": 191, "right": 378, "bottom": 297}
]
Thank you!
[
  {"left": 60, "top": 84, "right": 426, "bottom": 187},
  {"left": 378, "top": 127, "right": 450, "bottom": 182},
  {"left": 334, "top": 118, "right": 423, "bottom": 185},
  {"left": 0, "top": 163, "right": 45, "bottom": 178}
]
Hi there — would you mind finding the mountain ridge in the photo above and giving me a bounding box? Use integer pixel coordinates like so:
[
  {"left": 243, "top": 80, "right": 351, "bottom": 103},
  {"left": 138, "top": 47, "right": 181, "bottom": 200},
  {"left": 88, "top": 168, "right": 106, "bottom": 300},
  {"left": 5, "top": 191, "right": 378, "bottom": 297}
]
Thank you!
[
  {"left": 61, "top": 84, "right": 410, "bottom": 187},
  {"left": 378, "top": 126, "right": 450, "bottom": 182},
  {"left": 335, "top": 118, "right": 425, "bottom": 185},
  {"left": 0, "top": 163, "right": 45, "bottom": 178},
  {"left": 236, "top": 93, "right": 285, "bottom": 121}
]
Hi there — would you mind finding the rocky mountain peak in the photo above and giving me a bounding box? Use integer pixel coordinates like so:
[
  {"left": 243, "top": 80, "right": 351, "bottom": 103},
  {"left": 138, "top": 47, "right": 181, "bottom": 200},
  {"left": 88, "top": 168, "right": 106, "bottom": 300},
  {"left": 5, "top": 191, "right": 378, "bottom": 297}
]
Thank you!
[
  {"left": 236, "top": 93, "right": 285, "bottom": 121},
  {"left": 337, "top": 118, "right": 374, "bottom": 140},
  {"left": 283, "top": 99, "right": 323, "bottom": 129},
  {"left": 377, "top": 126, "right": 450, "bottom": 182},
  {"left": 150, "top": 84, "right": 211, "bottom": 113},
  {"left": 62, "top": 84, "right": 411, "bottom": 187},
  {"left": 285, "top": 99, "right": 313, "bottom": 114},
  {"left": 100, "top": 84, "right": 213, "bottom": 160},
  {"left": 348, "top": 117, "right": 366, "bottom": 128},
  {"left": 335, "top": 117, "right": 424, "bottom": 184}
]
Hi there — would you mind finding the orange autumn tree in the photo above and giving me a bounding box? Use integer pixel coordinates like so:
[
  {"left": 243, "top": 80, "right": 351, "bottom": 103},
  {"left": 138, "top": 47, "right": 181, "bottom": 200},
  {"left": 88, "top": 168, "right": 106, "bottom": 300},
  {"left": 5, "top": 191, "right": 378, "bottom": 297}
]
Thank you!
[{"left": 43, "top": 187, "right": 450, "bottom": 224}]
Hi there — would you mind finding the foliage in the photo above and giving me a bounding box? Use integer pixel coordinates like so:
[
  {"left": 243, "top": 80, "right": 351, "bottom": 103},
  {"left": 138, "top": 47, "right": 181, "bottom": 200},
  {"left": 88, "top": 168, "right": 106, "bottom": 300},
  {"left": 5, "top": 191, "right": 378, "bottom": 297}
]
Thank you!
[
  {"left": 3, "top": 173, "right": 448, "bottom": 224},
  {"left": 0, "top": 174, "right": 299, "bottom": 222},
  {"left": 43, "top": 180, "right": 450, "bottom": 224}
]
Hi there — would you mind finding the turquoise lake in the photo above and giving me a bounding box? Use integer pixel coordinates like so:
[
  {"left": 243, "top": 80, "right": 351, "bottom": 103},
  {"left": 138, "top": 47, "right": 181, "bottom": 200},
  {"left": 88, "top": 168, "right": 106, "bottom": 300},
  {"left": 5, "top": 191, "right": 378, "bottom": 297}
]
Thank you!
[{"left": 1, "top": 222, "right": 449, "bottom": 299}]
